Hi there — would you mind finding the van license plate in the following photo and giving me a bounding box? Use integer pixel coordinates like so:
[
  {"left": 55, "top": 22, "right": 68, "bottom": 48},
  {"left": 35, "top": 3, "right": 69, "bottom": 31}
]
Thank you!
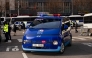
[{"left": 32, "top": 44, "right": 44, "bottom": 47}]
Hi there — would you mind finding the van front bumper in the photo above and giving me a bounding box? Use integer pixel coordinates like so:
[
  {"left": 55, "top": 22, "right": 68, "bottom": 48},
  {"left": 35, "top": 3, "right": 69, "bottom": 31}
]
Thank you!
[{"left": 22, "top": 46, "right": 61, "bottom": 52}]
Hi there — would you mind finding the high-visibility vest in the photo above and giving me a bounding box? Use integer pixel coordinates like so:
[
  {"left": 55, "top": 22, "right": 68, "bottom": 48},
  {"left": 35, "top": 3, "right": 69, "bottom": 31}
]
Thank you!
[{"left": 3, "top": 24, "right": 8, "bottom": 32}]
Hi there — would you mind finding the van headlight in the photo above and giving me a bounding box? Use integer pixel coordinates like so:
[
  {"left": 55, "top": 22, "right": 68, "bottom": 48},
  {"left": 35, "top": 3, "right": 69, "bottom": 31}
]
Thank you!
[{"left": 53, "top": 41, "right": 58, "bottom": 45}]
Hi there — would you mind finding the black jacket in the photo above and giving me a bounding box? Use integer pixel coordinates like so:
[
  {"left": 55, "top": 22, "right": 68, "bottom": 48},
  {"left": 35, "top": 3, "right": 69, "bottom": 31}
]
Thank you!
[{"left": 8, "top": 25, "right": 12, "bottom": 32}]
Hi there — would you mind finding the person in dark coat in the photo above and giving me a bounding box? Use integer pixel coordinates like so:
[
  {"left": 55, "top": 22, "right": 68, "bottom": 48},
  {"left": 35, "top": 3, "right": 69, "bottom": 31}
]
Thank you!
[
  {"left": 75, "top": 21, "right": 78, "bottom": 33},
  {"left": 22, "top": 22, "right": 25, "bottom": 31},
  {"left": 8, "top": 22, "right": 12, "bottom": 40},
  {"left": 21, "top": 22, "right": 25, "bottom": 33},
  {"left": 13, "top": 23, "right": 17, "bottom": 36}
]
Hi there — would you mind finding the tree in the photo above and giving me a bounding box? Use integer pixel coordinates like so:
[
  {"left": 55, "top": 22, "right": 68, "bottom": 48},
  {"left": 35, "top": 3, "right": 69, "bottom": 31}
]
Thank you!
[{"left": 73, "top": 0, "right": 92, "bottom": 14}]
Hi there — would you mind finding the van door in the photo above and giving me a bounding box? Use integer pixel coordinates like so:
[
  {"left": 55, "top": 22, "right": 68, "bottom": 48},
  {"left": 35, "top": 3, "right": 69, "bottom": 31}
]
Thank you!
[
  {"left": 62, "top": 24, "right": 68, "bottom": 43},
  {"left": 62, "top": 18, "right": 71, "bottom": 44},
  {"left": 64, "top": 21, "right": 72, "bottom": 43}
]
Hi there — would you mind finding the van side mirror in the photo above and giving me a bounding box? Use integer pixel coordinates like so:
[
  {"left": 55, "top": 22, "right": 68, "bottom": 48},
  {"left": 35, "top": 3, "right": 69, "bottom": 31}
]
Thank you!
[{"left": 64, "top": 25, "right": 68, "bottom": 30}]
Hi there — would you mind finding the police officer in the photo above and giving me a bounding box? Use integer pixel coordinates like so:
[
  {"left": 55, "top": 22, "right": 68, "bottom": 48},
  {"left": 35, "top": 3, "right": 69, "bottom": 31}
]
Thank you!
[{"left": 3, "top": 21, "right": 9, "bottom": 42}]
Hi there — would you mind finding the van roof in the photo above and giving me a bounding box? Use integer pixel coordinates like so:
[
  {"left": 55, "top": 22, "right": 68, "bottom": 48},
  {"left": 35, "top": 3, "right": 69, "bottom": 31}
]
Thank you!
[{"left": 84, "top": 13, "right": 92, "bottom": 16}]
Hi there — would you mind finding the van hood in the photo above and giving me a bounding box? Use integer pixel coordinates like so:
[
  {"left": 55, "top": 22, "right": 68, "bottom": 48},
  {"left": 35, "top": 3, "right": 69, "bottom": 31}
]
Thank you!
[{"left": 25, "top": 28, "right": 60, "bottom": 35}]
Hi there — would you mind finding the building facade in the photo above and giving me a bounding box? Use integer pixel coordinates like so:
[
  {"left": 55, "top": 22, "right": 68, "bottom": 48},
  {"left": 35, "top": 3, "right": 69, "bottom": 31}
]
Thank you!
[
  {"left": 0, "top": 0, "right": 6, "bottom": 16},
  {"left": 0, "top": 0, "right": 72, "bottom": 16}
]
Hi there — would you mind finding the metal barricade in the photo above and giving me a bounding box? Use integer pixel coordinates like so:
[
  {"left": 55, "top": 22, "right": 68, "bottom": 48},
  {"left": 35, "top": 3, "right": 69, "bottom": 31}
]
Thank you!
[{"left": 80, "top": 26, "right": 89, "bottom": 36}]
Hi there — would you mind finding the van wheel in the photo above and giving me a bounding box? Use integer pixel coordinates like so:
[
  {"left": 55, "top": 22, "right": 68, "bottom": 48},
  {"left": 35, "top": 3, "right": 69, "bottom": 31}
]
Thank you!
[
  {"left": 68, "top": 35, "right": 72, "bottom": 46},
  {"left": 59, "top": 42, "right": 65, "bottom": 54}
]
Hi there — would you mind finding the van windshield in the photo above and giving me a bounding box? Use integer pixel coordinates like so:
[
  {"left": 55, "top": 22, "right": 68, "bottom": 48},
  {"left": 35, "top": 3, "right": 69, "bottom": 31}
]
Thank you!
[{"left": 29, "top": 18, "right": 61, "bottom": 29}]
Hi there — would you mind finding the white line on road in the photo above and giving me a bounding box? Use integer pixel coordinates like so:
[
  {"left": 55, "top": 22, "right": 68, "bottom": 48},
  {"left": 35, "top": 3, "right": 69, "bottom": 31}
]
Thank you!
[
  {"left": 73, "top": 36, "right": 92, "bottom": 40},
  {"left": 84, "top": 37, "right": 92, "bottom": 39},
  {"left": 6, "top": 47, "right": 10, "bottom": 51},
  {"left": 82, "top": 43, "right": 92, "bottom": 47},
  {"left": 72, "top": 39, "right": 75, "bottom": 41},
  {"left": 22, "top": 53, "right": 28, "bottom": 58},
  {"left": 75, "top": 36, "right": 92, "bottom": 39},
  {"left": 17, "top": 39, "right": 22, "bottom": 42},
  {"left": 72, "top": 37, "right": 86, "bottom": 40}
]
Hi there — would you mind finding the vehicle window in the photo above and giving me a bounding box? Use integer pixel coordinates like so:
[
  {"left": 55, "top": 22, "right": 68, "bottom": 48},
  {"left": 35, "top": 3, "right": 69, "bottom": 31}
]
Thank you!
[
  {"left": 11, "top": 17, "right": 35, "bottom": 24},
  {"left": 29, "top": 18, "right": 61, "bottom": 29},
  {"left": 15, "top": 22, "right": 19, "bottom": 24},
  {"left": 6, "top": 18, "right": 11, "bottom": 22},
  {"left": 12, "top": 18, "right": 35, "bottom": 21},
  {"left": 27, "top": 21, "right": 31, "bottom": 23},
  {"left": 33, "top": 21, "right": 60, "bottom": 28},
  {"left": 84, "top": 16, "right": 92, "bottom": 23},
  {"left": 1, "top": 18, "right": 4, "bottom": 21},
  {"left": 65, "top": 21, "right": 70, "bottom": 27},
  {"left": 62, "top": 17, "right": 70, "bottom": 31},
  {"left": 15, "top": 22, "right": 22, "bottom": 24}
]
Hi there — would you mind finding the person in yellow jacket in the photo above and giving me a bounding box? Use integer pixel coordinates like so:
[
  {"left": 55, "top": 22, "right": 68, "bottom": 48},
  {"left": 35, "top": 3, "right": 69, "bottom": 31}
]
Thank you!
[{"left": 3, "top": 21, "right": 9, "bottom": 42}]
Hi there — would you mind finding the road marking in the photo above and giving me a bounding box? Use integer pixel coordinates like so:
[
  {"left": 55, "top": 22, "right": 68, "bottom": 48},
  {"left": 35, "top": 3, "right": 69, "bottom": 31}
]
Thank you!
[
  {"left": 6, "top": 46, "right": 19, "bottom": 52},
  {"left": 17, "top": 39, "right": 22, "bottom": 42},
  {"left": 77, "top": 36, "right": 92, "bottom": 39},
  {"left": 12, "top": 46, "right": 19, "bottom": 51},
  {"left": 82, "top": 43, "right": 92, "bottom": 47},
  {"left": 72, "top": 37, "right": 86, "bottom": 40},
  {"left": 76, "top": 38, "right": 86, "bottom": 40},
  {"left": 6, "top": 47, "right": 10, "bottom": 51},
  {"left": 22, "top": 53, "right": 28, "bottom": 58},
  {"left": 84, "top": 37, "right": 92, "bottom": 40},
  {"left": 72, "top": 39, "right": 75, "bottom": 41},
  {"left": 72, "top": 36, "right": 92, "bottom": 40}
]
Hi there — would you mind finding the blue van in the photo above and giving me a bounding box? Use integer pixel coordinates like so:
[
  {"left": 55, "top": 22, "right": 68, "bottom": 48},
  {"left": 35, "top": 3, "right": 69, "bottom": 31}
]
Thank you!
[{"left": 22, "top": 15, "right": 72, "bottom": 54}]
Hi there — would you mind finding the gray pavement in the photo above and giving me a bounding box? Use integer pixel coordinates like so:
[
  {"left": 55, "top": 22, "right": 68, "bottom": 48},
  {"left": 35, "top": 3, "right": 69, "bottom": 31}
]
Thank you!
[{"left": 0, "top": 29, "right": 92, "bottom": 58}]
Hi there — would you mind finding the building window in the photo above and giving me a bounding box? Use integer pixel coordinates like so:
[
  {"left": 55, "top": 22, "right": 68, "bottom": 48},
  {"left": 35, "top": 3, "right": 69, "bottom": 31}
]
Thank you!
[
  {"left": 37, "top": 2, "right": 42, "bottom": 7},
  {"left": 28, "top": 2, "right": 31, "bottom": 7},
  {"left": 64, "top": 2, "right": 69, "bottom": 6}
]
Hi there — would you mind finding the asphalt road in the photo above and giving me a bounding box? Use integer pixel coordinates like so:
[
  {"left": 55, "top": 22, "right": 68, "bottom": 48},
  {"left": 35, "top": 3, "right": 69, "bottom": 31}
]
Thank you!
[{"left": 0, "top": 29, "right": 92, "bottom": 58}]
